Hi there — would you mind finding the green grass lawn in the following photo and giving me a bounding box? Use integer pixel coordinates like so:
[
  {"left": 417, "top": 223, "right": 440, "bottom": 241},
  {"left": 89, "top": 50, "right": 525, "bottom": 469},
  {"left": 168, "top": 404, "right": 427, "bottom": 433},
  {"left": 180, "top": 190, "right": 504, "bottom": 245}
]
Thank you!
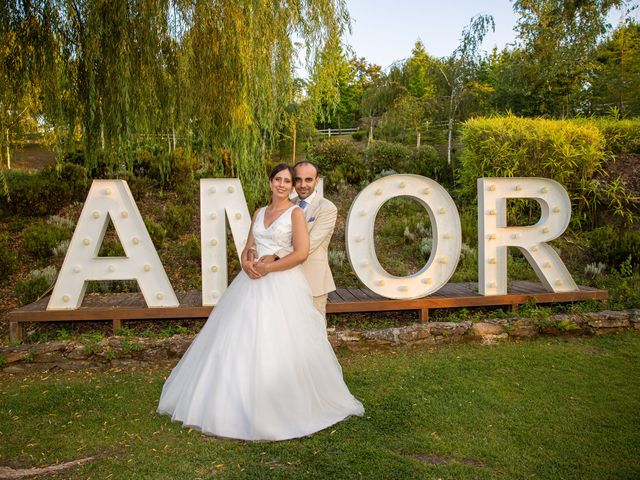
[{"left": 2, "top": 333, "right": 639, "bottom": 479}]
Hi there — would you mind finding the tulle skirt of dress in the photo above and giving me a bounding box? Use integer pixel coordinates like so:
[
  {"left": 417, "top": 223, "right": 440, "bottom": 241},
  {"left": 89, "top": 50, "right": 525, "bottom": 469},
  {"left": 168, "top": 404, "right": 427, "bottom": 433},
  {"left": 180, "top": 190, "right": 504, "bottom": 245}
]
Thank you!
[{"left": 157, "top": 266, "right": 364, "bottom": 441}]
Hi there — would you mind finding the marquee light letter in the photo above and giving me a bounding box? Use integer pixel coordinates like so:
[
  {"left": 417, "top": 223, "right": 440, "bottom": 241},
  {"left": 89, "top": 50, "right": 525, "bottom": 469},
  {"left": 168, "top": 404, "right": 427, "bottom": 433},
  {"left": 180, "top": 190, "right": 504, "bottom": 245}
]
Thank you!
[
  {"left": 478, "top": 177, "right": 578, "bottom": 295},
  {"left": 200, "top": 179, "right": 251, "bottom": 305},
  {"left": 346, "top": 174, "right": 461, "bottom": 299},
  {"left": 48, "top": 180, "right": 178, "bottom": 310}
]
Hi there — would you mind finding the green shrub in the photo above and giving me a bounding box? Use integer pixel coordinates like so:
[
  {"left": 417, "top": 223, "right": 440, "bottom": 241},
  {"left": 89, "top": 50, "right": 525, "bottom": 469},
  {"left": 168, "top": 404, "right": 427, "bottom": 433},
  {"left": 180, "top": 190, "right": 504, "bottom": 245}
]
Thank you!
[
  {"left": 307, "top": 138, "right": 360, "bottom": 175},
  {"left": 589, "top": 118, "right": 640, "bottom": 155},
  {"left": 52, "top": 163, "right": 89, "bottom": 199},
  {"left": 144, "top": 219, "right": 166, "bottom": 250},
  {"left": 15, "top": 266, "right": 58, "bottom": 305},
  {"left": 362, "top": 141, "right": 450, "bottom": 184},
  {"left": 459, "top": 115, "right": 637, "bottom": 227},
  {"left": 113, "top": 172, "right": 157, "bottom": 200},
  {"left": 0, "top": 163, "right": 88, "bottom": 217},
  {"left": 86, "top": 280, "right": 139, "bottom": 294},
  {"left": 352, "top": 130, "right": 365, "bottom": 141},
  {"left": 144, "top": 148, "right": 198, "bottom": 190},
  {"left": 0, "top": 235, "right": 18, "bottom": 280},
  {"left": 364, "top": 141, "right": 413, "bottom": 176},
  {"left": 98, "top": 239, "right": 126, "bottom": 257},
  {"left": 412, "top": 145, "right": 453, "bottom": 186},
  {"left": 178, "top": 235, "right": 201, "bottom": 263},
  {"left": 307, "top": 138, "right": 366, "bottom": 188},
  {"left": 163, "top": 204, "right": 195, "bottom": 239},
  {"left": 194, "top": 149, "right": 231, "bottom": 180},
  {"left": 588, "top": 226, "right": 640, "bottom": 269},
  {"left": 22, "top": 222, "right": 72, "bottom": 259}
]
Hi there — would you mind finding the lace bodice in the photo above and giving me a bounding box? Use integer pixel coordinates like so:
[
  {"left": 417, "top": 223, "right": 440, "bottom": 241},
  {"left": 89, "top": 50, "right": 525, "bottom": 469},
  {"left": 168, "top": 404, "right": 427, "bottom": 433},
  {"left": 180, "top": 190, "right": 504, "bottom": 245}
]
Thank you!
[{"left": 253, "top": 205, "right": 298, "bottom": 257}]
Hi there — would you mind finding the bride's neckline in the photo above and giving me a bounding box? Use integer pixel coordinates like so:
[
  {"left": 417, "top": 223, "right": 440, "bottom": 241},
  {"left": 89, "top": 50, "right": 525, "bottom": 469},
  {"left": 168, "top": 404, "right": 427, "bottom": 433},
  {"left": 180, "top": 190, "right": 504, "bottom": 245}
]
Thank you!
[{"left": 262, "top": 204, "right": 295, "bottom": 230}]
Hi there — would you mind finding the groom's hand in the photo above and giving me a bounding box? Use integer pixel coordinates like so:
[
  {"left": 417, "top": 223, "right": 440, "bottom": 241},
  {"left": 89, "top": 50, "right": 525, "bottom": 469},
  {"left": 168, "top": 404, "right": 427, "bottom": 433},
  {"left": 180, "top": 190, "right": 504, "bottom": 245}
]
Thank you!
[
  {"left": 254, "top": 255, "right": 277, "bottom": 277},
  {"left": 258, "top": 255, "right": 277, "bottom": 264}
]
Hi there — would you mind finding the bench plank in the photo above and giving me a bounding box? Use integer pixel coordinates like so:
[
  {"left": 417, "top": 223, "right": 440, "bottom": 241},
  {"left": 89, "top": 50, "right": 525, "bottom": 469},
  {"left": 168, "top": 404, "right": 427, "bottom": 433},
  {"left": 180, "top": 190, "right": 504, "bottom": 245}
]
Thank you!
[{"left": 7, "top": 281, "right": 608, "bottom": 341}]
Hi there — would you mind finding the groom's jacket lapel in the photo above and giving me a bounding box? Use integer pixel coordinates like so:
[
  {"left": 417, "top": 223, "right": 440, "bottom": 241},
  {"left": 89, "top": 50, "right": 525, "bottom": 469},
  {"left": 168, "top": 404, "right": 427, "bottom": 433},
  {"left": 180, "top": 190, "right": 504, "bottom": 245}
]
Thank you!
[{"left": 305, "top": 200, "right": 322, "bottom": 228}]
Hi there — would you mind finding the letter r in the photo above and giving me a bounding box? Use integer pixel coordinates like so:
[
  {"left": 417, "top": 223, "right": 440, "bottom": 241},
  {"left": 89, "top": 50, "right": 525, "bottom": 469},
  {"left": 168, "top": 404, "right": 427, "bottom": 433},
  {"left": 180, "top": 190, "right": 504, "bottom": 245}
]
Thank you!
[{"left": 478, "top": 177, "right": 578, "bottom": 295}]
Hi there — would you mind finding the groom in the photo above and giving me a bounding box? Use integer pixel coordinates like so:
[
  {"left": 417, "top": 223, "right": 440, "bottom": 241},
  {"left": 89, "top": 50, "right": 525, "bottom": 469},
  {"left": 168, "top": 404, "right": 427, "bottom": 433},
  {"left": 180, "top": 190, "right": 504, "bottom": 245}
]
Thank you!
[{"left": 251, "top": 161, "right": 337, "bottom": 320}]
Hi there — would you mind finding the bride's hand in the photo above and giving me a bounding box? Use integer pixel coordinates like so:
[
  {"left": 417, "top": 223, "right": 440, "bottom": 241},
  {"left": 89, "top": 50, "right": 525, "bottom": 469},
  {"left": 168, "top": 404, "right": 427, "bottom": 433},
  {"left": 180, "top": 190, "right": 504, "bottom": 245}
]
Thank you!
[{"left": 242, "top": 259, "right": 262, "bottom": 279}]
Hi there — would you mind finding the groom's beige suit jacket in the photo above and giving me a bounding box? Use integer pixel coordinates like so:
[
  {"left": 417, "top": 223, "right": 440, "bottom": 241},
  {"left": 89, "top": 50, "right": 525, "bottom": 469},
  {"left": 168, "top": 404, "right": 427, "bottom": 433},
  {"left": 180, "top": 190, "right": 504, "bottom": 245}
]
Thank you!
[{"left": 276, "top": 193, "right": 337, "bottom": 297}]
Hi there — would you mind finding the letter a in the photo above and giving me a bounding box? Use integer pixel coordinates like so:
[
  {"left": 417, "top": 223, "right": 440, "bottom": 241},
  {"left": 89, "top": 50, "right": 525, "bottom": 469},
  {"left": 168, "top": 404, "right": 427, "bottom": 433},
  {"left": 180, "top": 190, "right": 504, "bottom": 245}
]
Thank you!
[{"left": 48, "top": 180, "right": 179, "bottom": 310}]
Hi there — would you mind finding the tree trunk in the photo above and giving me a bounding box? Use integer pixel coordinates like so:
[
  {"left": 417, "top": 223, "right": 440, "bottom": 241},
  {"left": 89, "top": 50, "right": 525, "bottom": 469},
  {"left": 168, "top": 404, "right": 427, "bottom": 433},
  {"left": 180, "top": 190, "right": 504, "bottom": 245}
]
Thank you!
[
  {"left": 4, "top": 128, "right": 10, "bottom": 169},
  {"left": 368, "top": 118, "right": 373, "bottom": 147},
  {"left": 416, "top": 131, "right": 421, "bottom": 149},
  {"left": 99, "top": 102, "right": 105, "bottom": 150},
  {"left": 291, "top": 123, "right": 297, "bottom": 164},
  {"left": 447, "top": 117, "right": 453, "bottom": 165},
  {"left": 447, "top": 90, "right": 456, "bottom": 165}
]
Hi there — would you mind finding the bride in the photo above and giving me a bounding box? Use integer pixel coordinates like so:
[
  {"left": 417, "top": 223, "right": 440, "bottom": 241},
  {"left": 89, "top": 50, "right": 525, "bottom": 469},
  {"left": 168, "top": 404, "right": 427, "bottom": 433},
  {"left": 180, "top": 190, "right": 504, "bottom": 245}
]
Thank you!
[{"left": 157, "top": 163, "right": 364, "bottom": 441}]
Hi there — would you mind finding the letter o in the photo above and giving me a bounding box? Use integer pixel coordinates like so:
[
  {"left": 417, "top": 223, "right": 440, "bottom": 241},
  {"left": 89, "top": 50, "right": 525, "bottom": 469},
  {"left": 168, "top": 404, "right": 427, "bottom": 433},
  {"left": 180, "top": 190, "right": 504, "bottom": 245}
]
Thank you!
[{"left": 345, "top": 174, "right": 461, "bottom": 299}]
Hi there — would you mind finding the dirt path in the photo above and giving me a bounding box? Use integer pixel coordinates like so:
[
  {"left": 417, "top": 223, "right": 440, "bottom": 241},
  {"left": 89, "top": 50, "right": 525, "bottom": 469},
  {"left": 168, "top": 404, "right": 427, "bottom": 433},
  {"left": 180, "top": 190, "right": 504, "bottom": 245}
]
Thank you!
[{"left": 10, "top": 144, "right": 56, "bottom": 170}]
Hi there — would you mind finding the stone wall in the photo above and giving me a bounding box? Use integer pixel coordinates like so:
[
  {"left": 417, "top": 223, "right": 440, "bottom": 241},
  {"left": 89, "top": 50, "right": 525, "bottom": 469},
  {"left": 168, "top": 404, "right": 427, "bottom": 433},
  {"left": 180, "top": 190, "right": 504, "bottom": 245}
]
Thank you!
[{"left": 2, "top": 310, "right": 638, "bottom": 374}]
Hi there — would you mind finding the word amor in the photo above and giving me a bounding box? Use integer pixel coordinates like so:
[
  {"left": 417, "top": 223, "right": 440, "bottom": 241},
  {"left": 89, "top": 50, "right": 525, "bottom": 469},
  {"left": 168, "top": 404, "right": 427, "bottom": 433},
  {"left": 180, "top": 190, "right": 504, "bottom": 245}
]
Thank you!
[{"left": 48, "top": 175, "right": 577, "bottom": 310}]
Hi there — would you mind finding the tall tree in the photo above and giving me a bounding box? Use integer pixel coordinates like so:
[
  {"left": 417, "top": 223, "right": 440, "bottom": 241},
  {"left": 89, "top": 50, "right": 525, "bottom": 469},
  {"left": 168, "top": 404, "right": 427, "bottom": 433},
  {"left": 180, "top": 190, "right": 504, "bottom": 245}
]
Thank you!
[
  {"left": 5, "top": 0, "right": 349, "bottom": 206},
  {"left": 590, "top": 20, "right": 640, "bottom": 116},
  {"left": 0, "top": 1, "right": 53, "bottom": 169},
  {"left": 440, "top": 14, "right": 494, "bottom": 164},
  {"left": 511, "top": 0, "right": 627, "bottom": 116}
]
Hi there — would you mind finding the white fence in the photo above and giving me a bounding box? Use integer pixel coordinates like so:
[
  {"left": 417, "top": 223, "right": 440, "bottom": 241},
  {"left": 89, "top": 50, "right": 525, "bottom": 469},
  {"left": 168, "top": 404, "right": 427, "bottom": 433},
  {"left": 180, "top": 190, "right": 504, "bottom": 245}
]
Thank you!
[{"left": 316, "top": 127, "right": 359, "bottom": 137}]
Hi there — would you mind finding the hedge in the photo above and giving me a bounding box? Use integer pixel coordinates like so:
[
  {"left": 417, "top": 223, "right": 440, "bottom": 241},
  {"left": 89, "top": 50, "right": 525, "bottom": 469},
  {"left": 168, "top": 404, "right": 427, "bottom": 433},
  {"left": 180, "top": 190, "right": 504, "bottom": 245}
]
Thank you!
[{"left": 459, "top": 115, "right": 637, "bottom": 227}]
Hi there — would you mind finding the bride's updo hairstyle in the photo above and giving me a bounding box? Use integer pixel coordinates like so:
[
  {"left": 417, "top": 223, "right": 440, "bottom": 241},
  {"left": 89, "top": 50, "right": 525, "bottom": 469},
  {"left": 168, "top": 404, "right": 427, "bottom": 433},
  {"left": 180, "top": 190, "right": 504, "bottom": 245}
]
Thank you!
[{"left": 268, "top": 163, "right": 295, "bottom": 182}]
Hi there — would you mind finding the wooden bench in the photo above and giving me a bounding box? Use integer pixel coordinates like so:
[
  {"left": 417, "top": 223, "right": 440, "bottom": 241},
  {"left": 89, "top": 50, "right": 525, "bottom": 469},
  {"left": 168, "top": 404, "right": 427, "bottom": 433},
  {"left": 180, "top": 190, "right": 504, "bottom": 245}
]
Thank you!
[{"left": 6, "top": 281, "right": 608, "bottom": 341}]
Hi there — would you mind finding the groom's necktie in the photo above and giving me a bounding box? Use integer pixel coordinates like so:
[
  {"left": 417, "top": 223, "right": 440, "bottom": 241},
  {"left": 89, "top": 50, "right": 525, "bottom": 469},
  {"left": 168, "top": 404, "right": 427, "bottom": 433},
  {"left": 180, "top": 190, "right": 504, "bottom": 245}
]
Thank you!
[{"left": 298, "top": 199, "right": 307, "bottom": 209}]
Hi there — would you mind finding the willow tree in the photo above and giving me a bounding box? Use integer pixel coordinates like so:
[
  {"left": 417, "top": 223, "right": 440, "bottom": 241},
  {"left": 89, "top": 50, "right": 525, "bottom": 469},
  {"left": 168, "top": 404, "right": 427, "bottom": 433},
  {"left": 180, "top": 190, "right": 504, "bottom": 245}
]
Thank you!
[
  {"left": 11, "top": 0, "right": 348, "bottom": 206},
  {"left": 0, "top": 1, "right": 54, "bottom": 170},
  {"left": 179, "top": 0, "right": 348, "bottom": 204}
]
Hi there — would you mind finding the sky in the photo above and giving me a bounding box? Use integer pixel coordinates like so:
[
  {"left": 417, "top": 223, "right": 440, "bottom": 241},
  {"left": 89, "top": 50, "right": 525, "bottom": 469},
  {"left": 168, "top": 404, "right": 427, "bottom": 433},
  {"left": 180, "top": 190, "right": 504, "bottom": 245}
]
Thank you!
[
  {"left": 342, "top": 0, "right": 633, "bottom": 70},
  {"left": 344, "top": 0, "right": 520, "bottom": 69}
]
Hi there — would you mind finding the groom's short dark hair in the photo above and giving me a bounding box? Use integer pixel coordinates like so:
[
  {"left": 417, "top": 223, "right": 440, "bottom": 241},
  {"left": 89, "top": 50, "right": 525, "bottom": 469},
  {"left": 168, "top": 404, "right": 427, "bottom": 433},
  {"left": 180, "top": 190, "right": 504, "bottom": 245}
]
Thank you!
[{"left": 293, "top": 160, "right": 319, "bottom": 178}]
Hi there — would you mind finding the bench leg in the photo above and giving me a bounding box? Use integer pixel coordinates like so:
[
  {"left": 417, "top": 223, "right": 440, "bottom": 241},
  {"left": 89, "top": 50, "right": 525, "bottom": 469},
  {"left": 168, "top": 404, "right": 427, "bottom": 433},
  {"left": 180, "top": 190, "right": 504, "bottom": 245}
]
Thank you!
[
  {"left": 419, "top": 308, "right": 429, "bottom": 322},
  {"left": 9, "top": 321, "right": 23, "bottom": 342},
  {"left": 112, "top": 319, "right": 122, "bottom": 335},
  {"left": 510, "top": 303, "right": 519, "bottom": 313}
]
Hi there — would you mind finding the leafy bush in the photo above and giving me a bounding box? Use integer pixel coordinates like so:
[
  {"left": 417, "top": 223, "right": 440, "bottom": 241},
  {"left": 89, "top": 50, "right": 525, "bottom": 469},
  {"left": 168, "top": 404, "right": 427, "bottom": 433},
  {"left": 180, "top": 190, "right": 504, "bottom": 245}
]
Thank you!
[
  {"left": 163, "top": 204, "right": 196, "bottom": 239},
  {"left": 307, "top": 139, "right": 366, "bottom": 188},
  {"left": 0, "top": 235, "right": 18, "bottom": 280},
  {"left": 590, "top": 118, "right": 640, "bottom": 155},
  {"left": 306, "top": 138, "right": 360, "bottom": 176},
  {"left": 0, "top": 163, "right": 88, "bottom": 217},
  {"left": 113, "top": 172, "right": 157, "bottom": 200},
  {"left": 98, "top": 239, "right": 126, "bottom": 257},
  {"left": 144, "top": 148, "right": 198, "bottom": 190},
  {"left": 352, "top": 130, "right": 366, "bottom": 141},
  {"left": 412, "top": 145, "right": 453, "bottom": 186},
  {"left": 15, "top": 266, "right": 58, "bottom": 305},
  {"left": 459, "top": 115, "right": 637, "bottom": 227},
  {"left": 22, "top": 222, "right": 72, "bottom": 259},
  {"left": 363, "top": 141, "right": 451, "bottom": 184},
  {"left": 588, "top": 226, "right": 640, "bottom": 269},
  {"left": 364, "top": 141, "right": 413, "bottom": 176},
  {"left": 178, "top": 235, "right": 201, "bottom": 263},
  {"left": 144, "top": 219, "right": 166, "bottom": 250}
]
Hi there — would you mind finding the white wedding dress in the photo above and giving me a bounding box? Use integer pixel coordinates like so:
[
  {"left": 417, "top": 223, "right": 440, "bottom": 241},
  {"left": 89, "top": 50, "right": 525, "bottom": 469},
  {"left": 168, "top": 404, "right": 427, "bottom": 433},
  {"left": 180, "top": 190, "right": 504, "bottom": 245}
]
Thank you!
[{"left": 158, "top": 205, "right": 364, "bottom": 441}]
